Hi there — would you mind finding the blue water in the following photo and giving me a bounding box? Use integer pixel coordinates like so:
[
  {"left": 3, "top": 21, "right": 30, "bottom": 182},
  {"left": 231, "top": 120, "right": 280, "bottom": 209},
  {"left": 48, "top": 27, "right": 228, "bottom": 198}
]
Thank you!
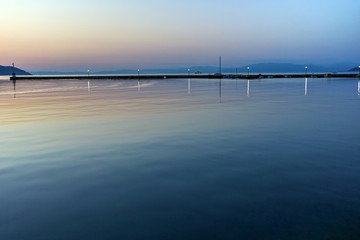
[{"left": 1, "top": 78, "right": 360, "bottom": 240}]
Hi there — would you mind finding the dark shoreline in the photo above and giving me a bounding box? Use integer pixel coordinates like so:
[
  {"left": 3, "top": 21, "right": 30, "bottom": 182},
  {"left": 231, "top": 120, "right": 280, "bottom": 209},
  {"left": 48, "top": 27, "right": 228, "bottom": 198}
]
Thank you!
[{"left": 10, "top": 73, "right": 359, "bottom": 80}]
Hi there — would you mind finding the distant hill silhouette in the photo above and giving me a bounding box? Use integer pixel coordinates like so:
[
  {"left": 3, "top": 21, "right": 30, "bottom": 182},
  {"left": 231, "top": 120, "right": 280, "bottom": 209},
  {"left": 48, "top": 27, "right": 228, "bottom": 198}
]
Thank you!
[
  {"left": 348, "top": 66, "right": 360, "bottom": 72},
  {"left": 93, "top": 64, "right": 330, "bottom": 74},
  {"left": 30, "top": 62, "right": 358, "bottom": 75},
  {"left": 0, "top": 65, "right": 31, "bottom": 75},
  {"left": 238, "top": 63, "right": 329, "bottom": 73}
]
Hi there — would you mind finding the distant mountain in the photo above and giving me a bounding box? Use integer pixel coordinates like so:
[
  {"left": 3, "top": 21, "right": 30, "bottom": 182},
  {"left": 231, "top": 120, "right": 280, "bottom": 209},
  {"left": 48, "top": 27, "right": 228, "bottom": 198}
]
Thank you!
[
  {"left": 30, "top": 62, "right": 356, "bottom": 75},
  {"left": 0, "top": 65, "right": 31, "bottom": 76},
  {"left": 348, "top": 66, "right": 360, "bottom": 72},
  {"left": 93, "top": 63, "right": 332, "bottom": 74},
  {"left": 236, "top": 63, "right": 330, "bottom": 73},
  {"left": 96, "top": 67, "right": 221, "bottom": 75},
  {"left": 30, "top": 71, "right": 87, "bottom": 75},
  {"left": 32, "top": 67, "right": 220, "bottom": 75}
]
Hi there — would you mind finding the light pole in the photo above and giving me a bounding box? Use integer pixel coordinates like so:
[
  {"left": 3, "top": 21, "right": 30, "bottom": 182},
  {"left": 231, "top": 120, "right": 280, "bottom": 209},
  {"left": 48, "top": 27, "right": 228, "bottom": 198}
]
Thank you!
[
  {"left": 358, "top": 66, "right": 360, "bottom": 75},
  {"left": 219, "top": 56, "right": 222, "bottom": 75},
  {"left": 12, "top": 63, "right": 16, "bottom": 79},
  {"left": 138, "top": 69, "right": 140, "bottom": 78},
  {"left": 87, "top": 69, "right": 90, "bottom": 77},
  {"left": 247, "top": 67, "right": 250, "bottom": 76},
  {"left": 305, "top": 66, "right": 308, "bottom": 75},
  {"left": 188, "top": 69, "right": 190, "bottom": 77}
]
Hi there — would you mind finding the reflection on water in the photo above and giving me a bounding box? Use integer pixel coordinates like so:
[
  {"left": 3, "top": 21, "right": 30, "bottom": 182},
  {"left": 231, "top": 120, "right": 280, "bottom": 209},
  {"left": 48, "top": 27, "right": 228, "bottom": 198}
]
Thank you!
[
  {"left": 219, "top": 79, "right": 222, "bottom": 102},
  {"left": 358, "top": 80, "right": 360, "bottom": 96},
  {"left": 247, "top": 79, "right": 250, "bottom": 96},
  {"left": 305, "top": 78, "right": 308, "bottom": 96},
  {"left": 188, "top": 78, "right": 191, "bottom": 95},
  {"left": 12, "top": 79, "right": 16, "bottom": 98},
  {"left": 1, "top": 78, "right": 360, "bottom": 240}
]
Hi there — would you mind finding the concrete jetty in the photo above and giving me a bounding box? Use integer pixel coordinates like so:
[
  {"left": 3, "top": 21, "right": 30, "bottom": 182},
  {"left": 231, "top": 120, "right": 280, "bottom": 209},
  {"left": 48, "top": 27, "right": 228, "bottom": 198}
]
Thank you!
[{"left": 9, "top": 73, "right": 359, "bottom": 81}]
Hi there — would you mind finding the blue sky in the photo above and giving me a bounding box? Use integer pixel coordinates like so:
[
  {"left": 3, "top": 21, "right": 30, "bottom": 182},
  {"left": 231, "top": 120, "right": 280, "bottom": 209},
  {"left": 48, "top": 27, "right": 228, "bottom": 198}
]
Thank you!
[{"left": 1, "top": 0, "right": 359, "bottom": 71}]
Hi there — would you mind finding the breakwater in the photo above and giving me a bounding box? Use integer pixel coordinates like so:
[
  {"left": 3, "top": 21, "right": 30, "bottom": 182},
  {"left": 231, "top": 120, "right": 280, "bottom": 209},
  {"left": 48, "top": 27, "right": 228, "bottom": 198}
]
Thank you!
[{"left": 10, "top": 73, "right": 359, "bottom": 80}]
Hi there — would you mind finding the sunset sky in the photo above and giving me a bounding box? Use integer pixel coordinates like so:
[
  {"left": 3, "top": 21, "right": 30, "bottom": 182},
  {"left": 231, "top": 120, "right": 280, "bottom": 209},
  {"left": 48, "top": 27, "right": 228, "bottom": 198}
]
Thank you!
[{"left": 1, "top": 0, "right": 359, "bottom": 71}]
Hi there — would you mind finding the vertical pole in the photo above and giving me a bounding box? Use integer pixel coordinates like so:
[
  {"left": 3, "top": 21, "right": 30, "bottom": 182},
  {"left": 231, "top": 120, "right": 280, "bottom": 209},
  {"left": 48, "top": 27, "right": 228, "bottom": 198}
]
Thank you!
[
  {"left": 12, "top": 63, "right": 16, "bottom": 80},
  {"left": 219, "top": 56, "right": 221, "bottom": 74}
]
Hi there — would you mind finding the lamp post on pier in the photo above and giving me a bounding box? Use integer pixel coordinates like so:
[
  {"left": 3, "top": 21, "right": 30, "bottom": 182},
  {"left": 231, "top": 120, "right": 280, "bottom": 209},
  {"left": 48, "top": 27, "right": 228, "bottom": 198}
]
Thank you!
[
  {"left": 87, "top": 69, "right": 90, "bottom": 77},
  {"left": 305, "top": 66, "right": 308, "bottom": 75},
  {"left": 247, "top": 67, "right": 250, "bottom": 76},
  {"left": 12, "top": 63, "right": 16, "bottom": 79},
  {"left": 219, "top": 56, "right": 222, "bottom": 75},
  {"left": 188, "top": 69, "right": 190, "bottom": 77}
]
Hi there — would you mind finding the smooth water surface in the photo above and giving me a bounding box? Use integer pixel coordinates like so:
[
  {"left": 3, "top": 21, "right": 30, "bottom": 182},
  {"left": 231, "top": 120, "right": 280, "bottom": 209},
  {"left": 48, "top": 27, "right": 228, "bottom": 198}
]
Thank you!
[{"left": 1, "top": 78, "right": 360, "bottom": 240}]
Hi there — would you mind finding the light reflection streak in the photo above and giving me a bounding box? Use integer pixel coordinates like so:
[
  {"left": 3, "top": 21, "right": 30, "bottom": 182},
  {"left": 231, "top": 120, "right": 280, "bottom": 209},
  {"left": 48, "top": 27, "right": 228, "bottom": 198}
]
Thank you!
[
  {"left": 12, "top": 80, "right": 16, "bottom": 98},
  {"left": 188, "top": 78, "right": 191, "bottom": 95},
  {"left": 247, "top": 80, "right": 250, "bottom": 97}
]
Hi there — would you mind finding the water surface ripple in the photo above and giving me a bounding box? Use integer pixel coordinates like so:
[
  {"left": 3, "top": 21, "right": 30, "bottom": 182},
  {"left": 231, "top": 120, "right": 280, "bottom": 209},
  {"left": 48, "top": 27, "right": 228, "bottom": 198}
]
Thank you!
[{"left": 1, "top": 78, "right": 360, "bottom": 240}]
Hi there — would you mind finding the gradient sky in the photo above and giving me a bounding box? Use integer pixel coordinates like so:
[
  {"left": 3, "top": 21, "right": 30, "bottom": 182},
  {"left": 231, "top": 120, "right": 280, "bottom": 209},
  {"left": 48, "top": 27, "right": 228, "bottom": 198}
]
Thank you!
[{"left": 1, "top": 0, "right": 360, "bottom": 71}]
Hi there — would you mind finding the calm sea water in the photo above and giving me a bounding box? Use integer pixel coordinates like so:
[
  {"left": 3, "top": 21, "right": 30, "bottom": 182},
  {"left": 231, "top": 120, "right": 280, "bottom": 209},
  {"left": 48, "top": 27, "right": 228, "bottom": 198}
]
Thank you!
[{"left": 1, "top": 78, "right": 360, "bottom": 240}]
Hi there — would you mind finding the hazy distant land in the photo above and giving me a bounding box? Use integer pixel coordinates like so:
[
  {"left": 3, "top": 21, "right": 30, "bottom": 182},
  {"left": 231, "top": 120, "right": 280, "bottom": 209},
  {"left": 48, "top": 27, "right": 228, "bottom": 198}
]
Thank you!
[{"left": 1, "top": 63, "right": 359, "bottom": 76}]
